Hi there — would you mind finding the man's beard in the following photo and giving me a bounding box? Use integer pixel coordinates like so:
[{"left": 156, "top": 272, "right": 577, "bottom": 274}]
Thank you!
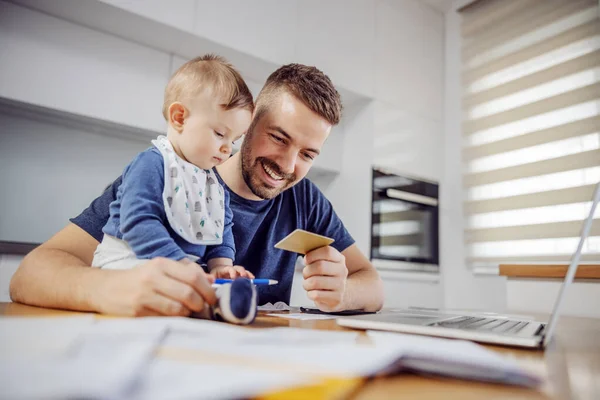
[{"left": 240, "top": 142, "right": 296, "bottom": 200}]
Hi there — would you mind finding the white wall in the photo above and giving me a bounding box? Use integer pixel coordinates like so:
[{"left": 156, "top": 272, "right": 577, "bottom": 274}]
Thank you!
[
  {"left": 507, "top": 279, "right": 600, "bottom": 318},
  {"left": 0, "top": 112, "right": 149, "bottom": 243},
  {"left": 323, "top": 100, "right": 375, "bottom": 257},
  {"left": 440, "top": 1, "right": 480, "bottom": 311}
]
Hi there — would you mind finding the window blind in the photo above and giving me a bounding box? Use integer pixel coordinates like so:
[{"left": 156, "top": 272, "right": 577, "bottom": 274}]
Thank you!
[{"left": 460, "top": 0, "right": 600, "bottom": 266}]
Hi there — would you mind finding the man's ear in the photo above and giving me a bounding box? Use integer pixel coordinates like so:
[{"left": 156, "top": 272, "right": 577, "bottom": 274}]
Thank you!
[{"left": 168, "top": 102, "right": 187, "bottom": 133}]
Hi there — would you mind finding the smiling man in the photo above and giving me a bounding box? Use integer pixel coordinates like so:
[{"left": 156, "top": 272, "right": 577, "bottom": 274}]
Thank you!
[{"left": 10, "top": 63, "right": 384, "bottom": 317}]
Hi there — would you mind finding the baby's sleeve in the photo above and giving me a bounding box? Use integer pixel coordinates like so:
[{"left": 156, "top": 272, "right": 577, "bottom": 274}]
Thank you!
[
  {"left": 119, "top": 150, "right": 188, "bottom": 261},
  {"left": 204, "top": 188, "right": 236, "bottom": 262}
]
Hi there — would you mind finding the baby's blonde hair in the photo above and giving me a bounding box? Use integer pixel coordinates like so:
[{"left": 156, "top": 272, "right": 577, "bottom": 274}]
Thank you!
[{"left": 162, "top": 54, "right": 254, "bottom": 120}]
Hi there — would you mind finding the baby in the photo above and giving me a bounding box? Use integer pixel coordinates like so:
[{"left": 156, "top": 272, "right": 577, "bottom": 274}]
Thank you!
[{"left": 92, "top": 54, "right": 254, "bottom": 282}]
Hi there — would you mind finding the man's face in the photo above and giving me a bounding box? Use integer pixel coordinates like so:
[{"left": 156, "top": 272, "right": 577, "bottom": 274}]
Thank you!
[{"left": 240, "top": 92, "right": 332, "bottom": 199}]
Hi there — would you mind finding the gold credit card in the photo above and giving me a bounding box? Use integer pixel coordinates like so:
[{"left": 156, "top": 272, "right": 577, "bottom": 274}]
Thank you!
[{"left": 274, "top": 229, "right": 335, "bottom": 255}]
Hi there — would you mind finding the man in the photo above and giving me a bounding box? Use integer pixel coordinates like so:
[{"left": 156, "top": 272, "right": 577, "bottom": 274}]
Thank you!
[{"left": 9, "top": 63, "right": 384, "bottom": 317}]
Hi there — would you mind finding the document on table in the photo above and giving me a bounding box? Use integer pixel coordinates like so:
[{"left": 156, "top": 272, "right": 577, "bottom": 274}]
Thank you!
[
  {"left": 0, "top": 316, "right": 95, "bottom": 360},
  {"left": 132, "top": 318, "right": 389, "bottom": 399},
  {"left": 266, "top": 312, "right": 337, "bottom": 320},
  {"left": 367, "top": 331, "right": 542, "bottom": 387},
  {"left": 162, "top": 323, "right": 360, "bottom": 348},
  {"left": 0, "top": 314, "right": 542, "bottom": 400},
  {"left": 0, "top": 317, "right": 166, "bottom": 399},
  {"left": 133, "top": 359, "right": 311, "bottom": 400}
]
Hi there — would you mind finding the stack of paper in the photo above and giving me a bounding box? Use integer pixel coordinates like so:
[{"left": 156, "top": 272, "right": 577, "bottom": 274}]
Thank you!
[
  {"left": 0, "top": 317, "right": 166, "bottom": 399},
  {"left": 127, "top": 317, "right": 396, "bottom": 399},
  {"left": 0, "top": 315, "right": 542, "bottom": 399},
  {"left": 0, "top": 316, "right": 95, "bottom": 360},
  {"left": 367, "top": 331, "right": 542, "bottom": 386}
]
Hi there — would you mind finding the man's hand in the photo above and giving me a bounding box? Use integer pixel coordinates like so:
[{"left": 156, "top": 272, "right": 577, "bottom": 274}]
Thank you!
[
  {"left": 93, "top": 258, "right": 217, "bottom": 317},
  {"left": 302, "top": 246, "right": 348, "bottom": 312}
]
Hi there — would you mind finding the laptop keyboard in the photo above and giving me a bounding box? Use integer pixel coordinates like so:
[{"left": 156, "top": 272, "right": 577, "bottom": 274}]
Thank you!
[{"left": 433, "top": 317, "right": 530, "bottom": 334}]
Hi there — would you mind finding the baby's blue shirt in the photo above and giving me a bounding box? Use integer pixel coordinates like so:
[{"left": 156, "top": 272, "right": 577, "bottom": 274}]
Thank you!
[{"left": 102, "top": 147, "right": 235, "bottom": 263}]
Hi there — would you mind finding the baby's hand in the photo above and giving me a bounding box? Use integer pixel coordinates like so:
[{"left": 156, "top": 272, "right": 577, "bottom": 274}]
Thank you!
[{"left": 210, "top": 265, "right": 255, "bottom": 280}]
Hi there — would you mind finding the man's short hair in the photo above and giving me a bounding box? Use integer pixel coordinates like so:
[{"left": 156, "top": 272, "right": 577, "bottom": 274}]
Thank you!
[
  {"left": 162, "top": 54, "right": 254, "bottom": 120},
  {"left": 255, "top": 64, "right": 342, "bottom": 125}
]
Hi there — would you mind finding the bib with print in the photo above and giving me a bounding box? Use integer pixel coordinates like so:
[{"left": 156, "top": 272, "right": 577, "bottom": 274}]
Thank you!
[{"left": 152, "top": 135, "right": 225, "bottom": 245}]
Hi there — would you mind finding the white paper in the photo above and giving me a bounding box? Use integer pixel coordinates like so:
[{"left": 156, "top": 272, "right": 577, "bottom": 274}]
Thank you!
[
  {"left": 200, "top": 343, "right": 401, "bottom": 377},
  {"left": 0, "top": 317, "right": 165, "bottom": 399},
  {"left": 266, "top": 312, "right": 337, "bottom": 320},
  {"left": 160, "top": 338, "right": 402, "bottom": 380},
  {"left": 154, "top": 315, "right": 253, "bottom": 336},
  {"left": 241, "top": 327, "right": 359, "bottom": 346},
  {"left": 367, "top": 331, "right": 542, "bottom": 386},
  {"left": 162, "top": 324, "right": 359, "bottom": 349},
  {"left": 0, "top": 316, "right": 95, "bottom": 360},
  {"left": 135, "top": 320, "right": 387, "bottom": 399},
  {"left": 133, "top": 359, "right": 311, "bottom": 400}
]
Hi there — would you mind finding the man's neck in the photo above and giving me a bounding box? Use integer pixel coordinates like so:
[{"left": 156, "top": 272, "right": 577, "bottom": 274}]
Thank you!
[{"left": 216, "top": 153, "right": 263, "bottom": 201}]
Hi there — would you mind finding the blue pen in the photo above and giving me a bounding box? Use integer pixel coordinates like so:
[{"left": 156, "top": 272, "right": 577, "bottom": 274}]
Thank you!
[{"left": 214, "top": 278, "right": 278, "bottom": 285}]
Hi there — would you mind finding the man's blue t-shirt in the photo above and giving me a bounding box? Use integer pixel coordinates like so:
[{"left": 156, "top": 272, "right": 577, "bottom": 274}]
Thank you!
[{"left": 71, "top": 170, "right": 355, "bottom": 305}]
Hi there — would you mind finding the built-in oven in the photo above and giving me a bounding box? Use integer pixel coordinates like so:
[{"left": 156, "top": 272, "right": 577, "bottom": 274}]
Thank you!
[{"left": 371, "top": 168, "right": 439, "bottom": 266}]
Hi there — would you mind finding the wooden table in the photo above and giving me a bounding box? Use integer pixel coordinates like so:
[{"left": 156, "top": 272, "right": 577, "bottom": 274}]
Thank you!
[
  {"left": 499, "top": 264, "right": 600, "bottom": 280},
  {"left": 2, "top": 302, "right": 599, "bottom": 399}
]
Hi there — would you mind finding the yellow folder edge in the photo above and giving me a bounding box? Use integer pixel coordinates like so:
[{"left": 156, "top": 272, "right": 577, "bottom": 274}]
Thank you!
[
  {"left": 257, "top": 377, "right": 364, "bottom": 400},
  {"left": 159, "top": 347, "right": 366, "bottom": 399}
]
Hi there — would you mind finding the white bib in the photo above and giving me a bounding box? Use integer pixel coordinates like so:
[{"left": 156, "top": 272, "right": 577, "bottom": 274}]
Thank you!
[{"left": 152, "top": 135, "right": 225, "bottom": 245}]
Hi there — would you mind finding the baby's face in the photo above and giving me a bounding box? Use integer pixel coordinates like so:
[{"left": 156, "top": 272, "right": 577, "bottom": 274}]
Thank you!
[{"left": 178, "top": 95, "right": 252, "bottom": 170}]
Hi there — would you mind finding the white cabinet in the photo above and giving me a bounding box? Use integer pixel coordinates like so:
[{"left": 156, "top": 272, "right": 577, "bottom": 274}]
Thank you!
[
  {"left": 374, "top": 0, "right": 443, "bottom": 121},
  {"left": 0, "top": 1, "right": 170, "bottom": 133},
  {"left": 98, "top": 0, "right": 197, "bottom": 32},
  {"left": 507, "top": 280, "right": 600, "bottom": 318},
  {"left": 373, "top": 101, "right": 442, "bottom": 183},
  {"left": 296, "top": 0, "right": 375, "bottom": 98},
  {"left": 379, "top": 270, "right": 442, "bottom": 309},
  {"left": 193, "top": 0, "right": 297, "bottom": 65}
]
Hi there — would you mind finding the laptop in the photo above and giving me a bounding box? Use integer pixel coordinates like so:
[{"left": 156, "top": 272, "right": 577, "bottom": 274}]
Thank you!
[{"left": 337, "top": 182, "right": 600, "bottom": 349}]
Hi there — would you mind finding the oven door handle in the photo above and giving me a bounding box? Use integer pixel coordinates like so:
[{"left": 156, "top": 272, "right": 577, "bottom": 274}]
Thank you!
[{"left": 385, "top": 189, "right": 439, "bottom": 206}]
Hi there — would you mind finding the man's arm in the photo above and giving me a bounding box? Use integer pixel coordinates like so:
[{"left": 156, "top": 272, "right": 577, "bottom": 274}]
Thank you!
[
  {"left": 341, "top": 244, "right": 384, "bottom": 312},
  {"left": 10, "top": 223, "right": 101, "bottom": 311},
  {"left": 303, "top": 244, "right": 384, "bottom": 312},
  {"left": 10, "top": 223, "right": 217, "bottom": 316}
]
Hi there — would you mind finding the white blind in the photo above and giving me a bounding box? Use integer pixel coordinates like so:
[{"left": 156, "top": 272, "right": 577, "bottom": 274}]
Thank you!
[{"left": 461, "top": 0, "right": 600, "bottom": 265}]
